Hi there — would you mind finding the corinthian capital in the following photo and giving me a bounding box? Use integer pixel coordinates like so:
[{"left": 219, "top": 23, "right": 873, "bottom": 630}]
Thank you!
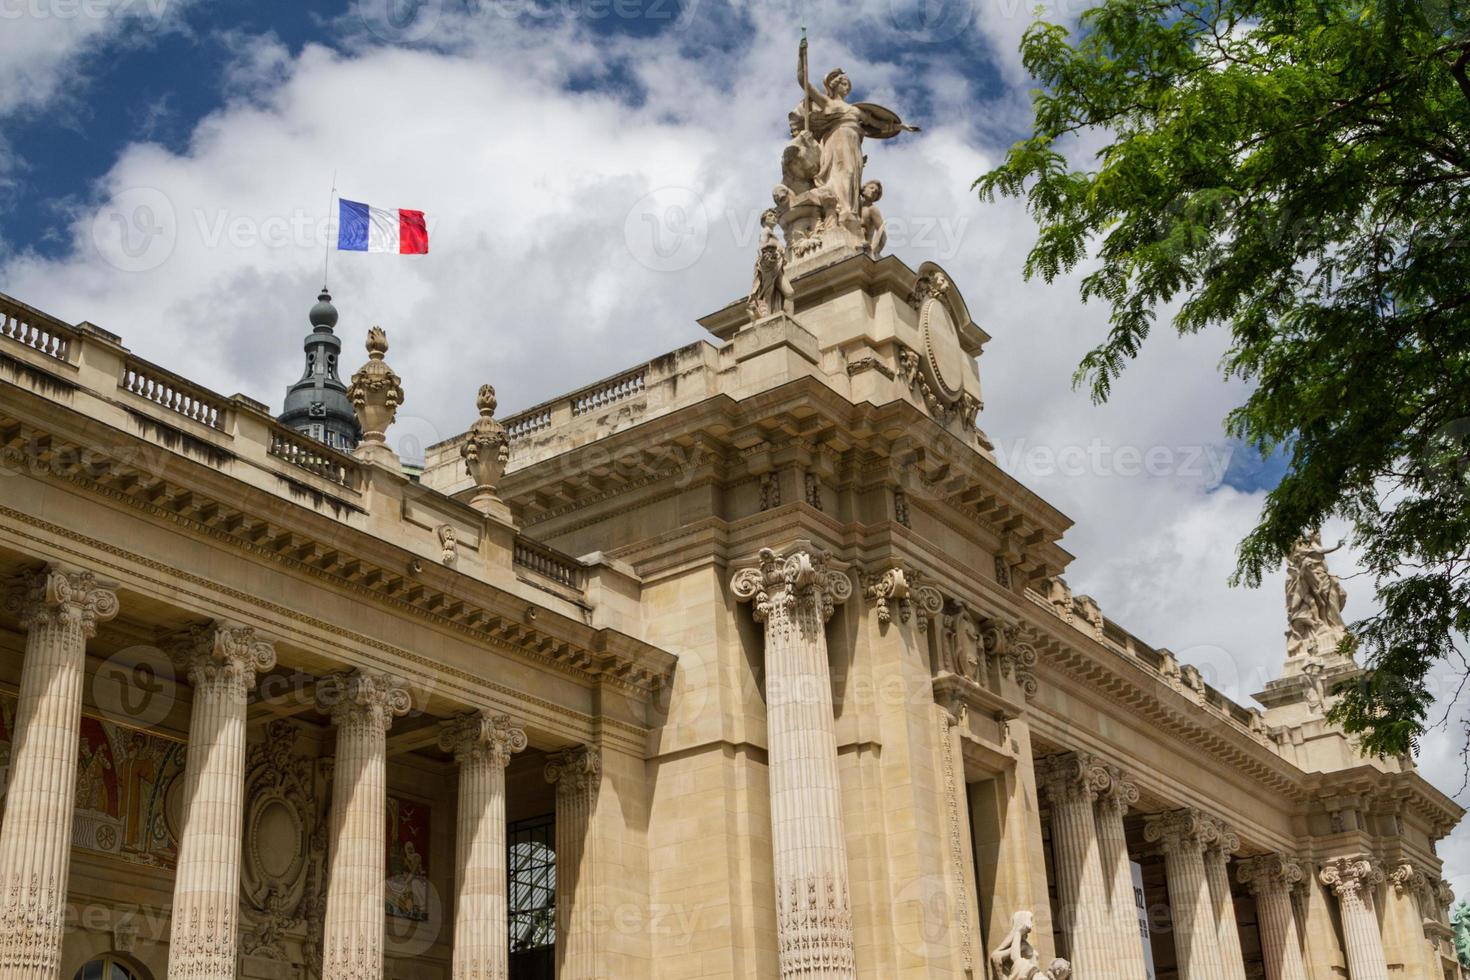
[
  {"left": 315, "top": 670, "right": 411, "bottom": 731},
  {"left": 168, "top": 621, "right": 277, "bottom": 691},
  {"left": 1035, "top": 751, "right": 1111, "bottom": 806},
  {"left": 439, "top": 711, "right": 527, "bottom": 768},
  {"left": 545, "top": 746, "right": 601, "bottom": 797},
  {"left": 1237, "top": 854, "right": 1305, "bottom": 895},
  {"left": 1320, "top": 857, "right": 1383, "bottom": 898},
  {"left": 730, "top": 544, "right": 852, "bottom": 624},
  {"left": 1143, "top": 807, "right": 1221, "bottom": 855},
  {"left": 6, "top": 565, "right": 119, "bottom": 638}
]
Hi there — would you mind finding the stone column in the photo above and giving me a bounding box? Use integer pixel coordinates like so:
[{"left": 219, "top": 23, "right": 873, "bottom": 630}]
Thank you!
[
  {"left": 0, "top": 566, "right": 118, "bottom": 980},
  {"left": 546, "top": 746, "right": 601, "bottom": 980},
  {"left": 1035, "top": 753, "right": 1115, "bottom": 980},
  {"left": 316, "top": 670, "right": 411, "bottom": 980},
  {"left": 441, "top": 713, "right": 526, "bottom": 980},
  {"left": 1320, "top": 857, "right": 1389, "bottom": 980},
  {"left": 1237, "top": 855, "right": 1308, "bottom": 980},
  {"left": 1095, "top": 766, "right": 1148, "bottom": 979},
  {"left": 1144, "top": 808, "right": 1228, "bottom": 980},
  {"left": 1203, "top": 823, "right": 1247, "bottom": 980},
  {"left": 166, "top": 623, "right": 277, "bottom": 980},
  {"left": 731, "top": 546, "right": 855, "bottom": 979}
]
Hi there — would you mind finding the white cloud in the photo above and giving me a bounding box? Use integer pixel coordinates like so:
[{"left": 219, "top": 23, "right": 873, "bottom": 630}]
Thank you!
[
  {"left": 0, "top": 0, "right": 191, "bottom": 118},
  {"left": 2, "top": 0, "right": 1466, "bottom": 893}
]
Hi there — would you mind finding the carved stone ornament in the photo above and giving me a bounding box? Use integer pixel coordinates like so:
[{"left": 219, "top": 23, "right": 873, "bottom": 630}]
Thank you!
[
  {"left": 314, "top": 669, "right": 412, "bottom": 731},
  {"left": 437, "top": 524, "right": 458, "bottom": 566},
  {"left": 1237, "top": 854, "right": 1306, "bottom": 895},
  {"left": 347, "top": 326, "right": 404, "bottom": 444},
  {"left": 863, "top": 564, "right": 941, "bottom": 630},
  {"left": 240, "top": 721, "right": 320, "bottom": 961},
  {"left": 730, "top": 545, "right": 853, "bottom": 626},
  {"left": 461, "top": 384, "right": 510, "bottom": 509},
  {"left": 1320, "top": 856, "right": 1385, "bottom": 898},
  {"left": 1036, "top": 752, "right": 1111, "bottom": 807},
  {"left": 168, "top": 621, "right": 277, "bottom": 697},
  {"left": 544, "top": 746, "right": 601, "bottom": 797},
  {"left": 918, "top": 288, "right": 965, "bottom": 405},
  {"left": 1144, "top": 807, "right": 1223, "bottom": 855},
  {"left": 5, "top": 565, "right": 119, "bottom": 638},
  {"left": 996, "top": 624, "right": 1039, "bottom": 700},
  {"left": 439, "top": 712, "right": 528, "bottom": 768}
]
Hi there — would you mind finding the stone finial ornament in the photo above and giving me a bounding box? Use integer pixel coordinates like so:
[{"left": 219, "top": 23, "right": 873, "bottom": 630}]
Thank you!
[
  {"left": 461, "top": 385, "right": 511, "bottom": 515},
  {"left": 347, "top": 326, "right": 404, "bottom": 449}
]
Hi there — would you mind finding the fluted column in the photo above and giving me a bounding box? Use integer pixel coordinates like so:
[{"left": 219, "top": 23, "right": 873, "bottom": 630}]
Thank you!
[
  {"left": 0, "top": 566, "right": 118, "bottom": 980},
  {"left": 1036, "top": 753, "right": 1115, "bottom": 980},
  {"left": 731, "top": 545, "right": 855, "bottom": 979},
  {"left": 1321, "top": 857, "right": 1389, "bottom": 980},
  {"left": 545, "top": 746, "right": 601, "bottom": 980},
  {"left": 441, "top": 713, "right": 526, "bottom": 980},
  {"left": 1237, "top": 855, "right": 1308, "bottom": 980},
  {"left": 1095, "top": 766, "right": 1148, "bottom": 979},
  {"left": 166, "top": 623, "right": 277, "bottom": 980},
  {"left": 1203, "top": 823, "right": 1247, "bottom": 980},
  {"left": 317, "top": 671, "right": 411, "bottom": 980},
  {"left": 1144, "top": 808, "right": 1228, "bottom": 980}
]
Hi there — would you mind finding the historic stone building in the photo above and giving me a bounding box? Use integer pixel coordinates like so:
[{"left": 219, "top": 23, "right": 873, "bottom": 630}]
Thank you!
[{"left": 0, "top": 45, "right": 1464, "bottom": 980}]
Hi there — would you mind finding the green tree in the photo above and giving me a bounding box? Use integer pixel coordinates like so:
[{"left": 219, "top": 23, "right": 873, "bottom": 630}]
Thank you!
[{"left": 977, "top": 0, "right": 1470, "bottom": 756}]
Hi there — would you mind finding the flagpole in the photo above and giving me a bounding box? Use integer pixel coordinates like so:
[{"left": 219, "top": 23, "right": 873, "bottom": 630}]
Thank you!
[{"left": 323, "top": 170, "right": 337, "bottom": 290}]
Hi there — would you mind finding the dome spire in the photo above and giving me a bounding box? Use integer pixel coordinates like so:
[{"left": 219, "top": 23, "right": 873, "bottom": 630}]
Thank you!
[{"left": 277, "top": 287, "right": 360, "bottom": 451}]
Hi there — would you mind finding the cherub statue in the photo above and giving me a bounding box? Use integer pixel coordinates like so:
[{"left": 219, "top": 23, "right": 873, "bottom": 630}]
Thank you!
[
  {"left": 747, "top": 211, "right": 794, "bottom": 320},
  {"left": 860, "top": 179, "right": 886, "bottom": 256}
]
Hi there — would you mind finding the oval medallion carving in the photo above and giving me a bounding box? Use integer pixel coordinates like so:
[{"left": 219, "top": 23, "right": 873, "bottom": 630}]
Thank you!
[{"left": 921, "top": 298, "right": 965, "bottom": 403}]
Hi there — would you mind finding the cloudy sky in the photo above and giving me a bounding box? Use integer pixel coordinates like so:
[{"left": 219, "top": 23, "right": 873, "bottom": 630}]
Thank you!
[{"left": 2, "top": 0, "right": 1466, "bottom": 892}]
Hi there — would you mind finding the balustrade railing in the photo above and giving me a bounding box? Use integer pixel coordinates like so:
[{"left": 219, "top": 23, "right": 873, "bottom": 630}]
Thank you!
[
  {"left": 504, "top": 407, "right": 553, "bottom": 442},
  {"left": 571, "top": 368, "right": 646, "bottom": 417},
  {"left": 268, "top": 423, "right": 358, "bottom": 488},
  {"left": 0, "top": 296, "right": 76, "bottom": 362},
  {"left": 513, "top": 538, "right": 585, "bottom": 590},
  {"left": 120, "top": 359, "right": 228, "bottom": 429}
]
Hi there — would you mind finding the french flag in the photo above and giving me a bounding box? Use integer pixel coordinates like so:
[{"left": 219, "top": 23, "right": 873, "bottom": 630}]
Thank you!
[{"left": 337, "top": 198, "right": 429, "bottom": 254}]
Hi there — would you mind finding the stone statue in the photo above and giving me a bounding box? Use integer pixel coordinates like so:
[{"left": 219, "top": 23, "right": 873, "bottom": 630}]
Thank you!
[
  {"left": 1453, "top": 900, "right": 1470, "bottom": 968},
  {"left": 1285, "top": 530, "right": 1350, "bottom": 661},
  {"left": 774, "top": 35, "right": 917, "bottom": 262},
  {"left": 860, "top": 179, "right": 886, "bottom": 256},
  {"left": 989, "top": 910, "right": 1070, "bottom": 979},
  {"left": 746, "top": 210, "right": 795, "bottom": 320}
]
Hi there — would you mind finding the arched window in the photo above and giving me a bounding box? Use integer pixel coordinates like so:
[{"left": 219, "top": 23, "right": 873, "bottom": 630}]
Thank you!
[
  {"left": 508, "top": 814, "right": 555, "bottom": 980},
  {"left": 72, "top": 955, "right": 145, "bottom": 980}
]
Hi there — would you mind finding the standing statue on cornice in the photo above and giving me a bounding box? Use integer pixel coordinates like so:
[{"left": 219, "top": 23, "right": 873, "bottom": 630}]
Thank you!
[
  {"left": 1453, "top": 900, "right": 1470, "bottom": 969},
  {"left": 774, "top": 34, "right": 917, "bottom": 260},
  {"left": 1285, "top": 530, "right": 1351, "bottom": 662}
]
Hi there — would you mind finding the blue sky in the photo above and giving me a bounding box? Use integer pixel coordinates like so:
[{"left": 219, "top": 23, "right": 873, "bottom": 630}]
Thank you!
[{"left": 1, "top": 0, "right": 1462, "bottom": 890}]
